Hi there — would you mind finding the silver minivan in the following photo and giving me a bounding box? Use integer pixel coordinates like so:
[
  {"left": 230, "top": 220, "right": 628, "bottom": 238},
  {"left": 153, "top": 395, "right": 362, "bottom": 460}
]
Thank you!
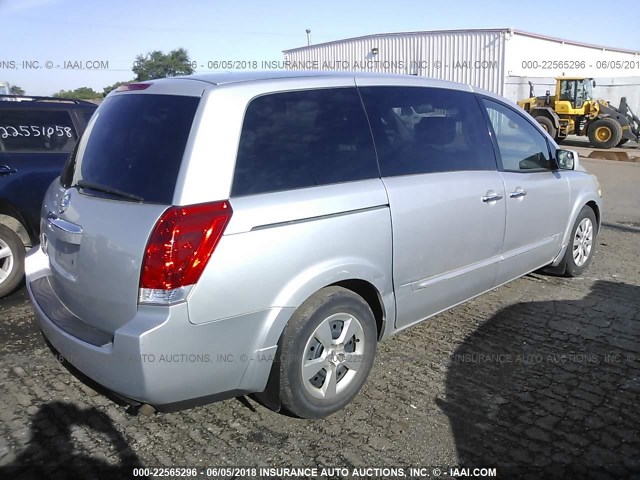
[{"left": 26, "top": 71, "right": 602, "bottom": 418}]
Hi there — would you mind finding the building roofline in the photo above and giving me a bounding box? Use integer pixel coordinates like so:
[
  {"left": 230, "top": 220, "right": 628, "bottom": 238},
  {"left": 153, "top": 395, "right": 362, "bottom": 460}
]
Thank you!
[
  {"left": 283, "top": 28, "right": 510, "bottom": 53},
  {"left": 283, "top": 28, "right": 640, "bottom": 56},
  {"left": 512, "top": 29, "right": 640, "bottom": 55}
]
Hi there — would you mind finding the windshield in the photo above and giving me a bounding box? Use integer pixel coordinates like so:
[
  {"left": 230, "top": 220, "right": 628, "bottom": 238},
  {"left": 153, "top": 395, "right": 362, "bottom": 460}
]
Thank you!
[{"left": 65, "top": 94, "right": 200, "bottom": 204}]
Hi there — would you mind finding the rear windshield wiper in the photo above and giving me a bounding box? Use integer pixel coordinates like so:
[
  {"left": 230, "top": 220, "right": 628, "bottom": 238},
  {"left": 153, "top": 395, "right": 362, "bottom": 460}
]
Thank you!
[{"left": 75, "top": 180, "right": 144, "bottom": 202}]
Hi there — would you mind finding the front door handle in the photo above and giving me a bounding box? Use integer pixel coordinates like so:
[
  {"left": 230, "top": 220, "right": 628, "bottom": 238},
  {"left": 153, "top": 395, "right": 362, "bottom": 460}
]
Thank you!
[
  {"left": 0, "top": 165, "right": 17, "bottom": 176},
  {"left": 510, "top": 187, "right": 527, "bottom": 199},
  {"left": 482, "top": 191, "right": 504, "bottom": 203}
]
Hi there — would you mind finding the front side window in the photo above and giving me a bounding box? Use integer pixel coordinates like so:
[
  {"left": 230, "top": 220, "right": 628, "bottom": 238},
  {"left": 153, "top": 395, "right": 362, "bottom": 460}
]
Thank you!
[
  {"left": 358, "top": 86, "right": 496, "bottom": 176},
  {"left": 482, "top": 99, "right": 552, "bottom": 172},
  {"left": 0, "top": 109, "right": 77, "bottom": 152},
  {"left": 232, "top": 88, "right": 378, "bottom": 196}
]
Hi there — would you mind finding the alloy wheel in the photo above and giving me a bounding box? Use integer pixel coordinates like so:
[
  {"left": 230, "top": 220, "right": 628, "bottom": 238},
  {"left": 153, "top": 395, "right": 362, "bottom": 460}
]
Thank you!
[
  {"left": 301, "top": 312, "right": 366, "bottom": 400},
  {"left": 0, "top": 238, "right": 14, "bottom": 284},
  {"left": 573, "top": 217, "right": 593, "bottom": 267}
]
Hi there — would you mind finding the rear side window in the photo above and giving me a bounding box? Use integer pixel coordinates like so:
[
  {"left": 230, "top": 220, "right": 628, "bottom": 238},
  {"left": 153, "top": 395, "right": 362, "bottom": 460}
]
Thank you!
[
  {"left": 359, "top": 87, "right": 496, "bottom": 176},
  {"left": 482, "top": 99, "right": 552, "bottom": 171},
  {"left": 0, "top": 109, "right": 77, "bottom": 152},
  {"left": 70, "top": 94, "right": 199, "bottom": 204},
  {"left": 232, "top": 88, "right": 378, "bottom": 196}
]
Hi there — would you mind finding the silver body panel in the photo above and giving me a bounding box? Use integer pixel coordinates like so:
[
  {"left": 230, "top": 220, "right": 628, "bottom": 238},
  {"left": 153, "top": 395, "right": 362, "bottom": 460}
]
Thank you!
[
  {"left": 26, "top": 71, "right": 602, "bottom": 407},
  {"left": 496, "top": 171, "right": 570, "bottom": 283},
  {"left": 384, "top": 171, "right": 506, "bottom": 329},
  {"left": 41, "top": 181, "right": 167, "bottom": 334}
]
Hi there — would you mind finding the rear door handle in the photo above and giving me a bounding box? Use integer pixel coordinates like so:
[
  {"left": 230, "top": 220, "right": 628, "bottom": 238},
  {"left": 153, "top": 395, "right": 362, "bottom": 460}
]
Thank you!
[
  {"left": 482, "top": 191, "right": 503, "bottom": 203},
  {"left": 0, "top": 165, "right": 17, "bottom": 176},
  {"left": 46, "top": 212, "right": 83, "bottom": 245},
  {"left": 510, "top": 187, "right": 527, "bottom": 199}
]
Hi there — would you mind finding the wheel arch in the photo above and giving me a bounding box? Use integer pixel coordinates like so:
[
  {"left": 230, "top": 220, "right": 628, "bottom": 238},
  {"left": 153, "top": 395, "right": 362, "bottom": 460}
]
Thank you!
[
  {"left": 250, "top": 268, "right": 394, "bottom": 412},
  {"left": 585, "top": 200, "right": 601, "bottom": 230},
  {"left": 260, "top": 259, "right": 394, "bottom": 348},
  {"left": 552, "top": 190, "right": 602, "bottom": 267},
  {"left": 329, "top": 279, "right": 386, "bottom": 341},
  {"left": 0, "top": 201, "right": 33, "bottom": 247}
]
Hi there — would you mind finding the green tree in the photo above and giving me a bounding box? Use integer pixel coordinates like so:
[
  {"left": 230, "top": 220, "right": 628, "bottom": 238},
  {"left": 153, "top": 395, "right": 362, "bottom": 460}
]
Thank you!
[
  {"left": 102, "top": 80, "right": 132, "bottom": 97},
  {"left": 10, "top": 85, "right": 25, "bottom": 95},
  {"left": 53, "top": 87, "right": 100, "bottom": 100},
  {"left": 132, "top": 48, "right": 194, "bottom": 81}
]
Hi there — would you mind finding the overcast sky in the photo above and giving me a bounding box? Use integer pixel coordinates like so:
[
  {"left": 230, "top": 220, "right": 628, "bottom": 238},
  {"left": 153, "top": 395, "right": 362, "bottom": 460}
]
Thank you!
[{"left": 1, "top": 0, "right": 639, "bottom": 96}]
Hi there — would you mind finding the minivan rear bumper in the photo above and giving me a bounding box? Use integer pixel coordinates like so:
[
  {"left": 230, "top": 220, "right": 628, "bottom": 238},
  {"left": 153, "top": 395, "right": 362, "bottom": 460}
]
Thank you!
[{"left": 25, "top": 247, "right": 283, "bottom": 408}]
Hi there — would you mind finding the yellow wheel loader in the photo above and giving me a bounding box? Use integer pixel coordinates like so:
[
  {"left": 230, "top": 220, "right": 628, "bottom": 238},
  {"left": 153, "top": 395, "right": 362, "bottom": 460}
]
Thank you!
[{"left": 518, "top": 77, "right": 640, "bottom": 149}]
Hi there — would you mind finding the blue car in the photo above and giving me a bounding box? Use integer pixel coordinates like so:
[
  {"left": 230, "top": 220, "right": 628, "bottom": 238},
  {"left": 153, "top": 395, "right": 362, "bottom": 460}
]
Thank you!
[{"left": 0, "top": 95, "right": 96, "bottom": 297}]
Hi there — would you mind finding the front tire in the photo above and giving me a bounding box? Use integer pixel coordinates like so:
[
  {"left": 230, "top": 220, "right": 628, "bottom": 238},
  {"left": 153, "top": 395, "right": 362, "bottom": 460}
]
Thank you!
[
  {"left": 278, "top": 286, "right": 377, "bottom": 418},
  {"left": 588, "top": 118, "right": 623, "bottom": 149},
  {"left": 535, "top": 116, "right": 556, "bottom": 139},
  {"left": 0, "top": 224, "right": 25, "bottom": 298},
  {"left": 562, "top": 206, "right": 598, "bottom": 277}
]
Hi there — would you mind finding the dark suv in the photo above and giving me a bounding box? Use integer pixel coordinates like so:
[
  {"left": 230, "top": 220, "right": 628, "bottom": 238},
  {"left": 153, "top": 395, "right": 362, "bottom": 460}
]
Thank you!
[{"left": 0, "top": 95, "right": 97, "bottom": 297}]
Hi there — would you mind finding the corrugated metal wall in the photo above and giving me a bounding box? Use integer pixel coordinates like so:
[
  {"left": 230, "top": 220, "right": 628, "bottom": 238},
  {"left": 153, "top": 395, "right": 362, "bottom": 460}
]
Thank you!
[{"left": 284, "top": 30, "right": 506, "bottom": 95}]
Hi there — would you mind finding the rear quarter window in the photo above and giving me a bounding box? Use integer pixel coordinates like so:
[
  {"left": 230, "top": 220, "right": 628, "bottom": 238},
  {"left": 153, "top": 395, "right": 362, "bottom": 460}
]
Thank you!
[
  {"left": 0, "top": 109, "right": 78, "bottom": 152},
  {"left": 71, "top": 94, "right": 200, "bottom": 204},
  {"left": 232, "top": 88, "right": 379, "bottom": 196}
]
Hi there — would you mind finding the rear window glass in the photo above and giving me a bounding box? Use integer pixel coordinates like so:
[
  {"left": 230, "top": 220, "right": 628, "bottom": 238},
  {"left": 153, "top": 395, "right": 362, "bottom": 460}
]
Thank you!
[
  {"left": 70, "top": 94, "right": 199, "bottom": 204},
  {"left": 232, "top": 88, "right": 378, "bottom": 196},
  {"left": 0, "top": 109, "right": 78, "bottom": 152}
]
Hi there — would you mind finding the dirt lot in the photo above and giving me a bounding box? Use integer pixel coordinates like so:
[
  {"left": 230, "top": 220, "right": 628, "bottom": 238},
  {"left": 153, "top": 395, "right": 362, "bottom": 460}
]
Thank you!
[{"left": 1, "top": 158, "right": 639, "bottom": 479}]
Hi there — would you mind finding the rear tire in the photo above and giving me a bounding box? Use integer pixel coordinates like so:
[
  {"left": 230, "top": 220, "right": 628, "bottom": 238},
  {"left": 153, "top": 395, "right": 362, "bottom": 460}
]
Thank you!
[
  {"left": 535, "top": 116, "right": 556, "bottom": 139},
  {"left": 0, "top": 224, "right": 25, "bottom": 298},
  {"left": 562, "top": 206, "right": 598, "bottom": 277},
  {"left": 278, "top": 286, "right": 377, "bottom": 418},
  {"left": 588, "top": 118, "right": 623, "bottom": 149}
]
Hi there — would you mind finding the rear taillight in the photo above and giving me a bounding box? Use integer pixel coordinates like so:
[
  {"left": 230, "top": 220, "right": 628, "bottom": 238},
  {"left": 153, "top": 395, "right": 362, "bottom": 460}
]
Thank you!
[{"left": 139, "top": 200, "right": 232, "bottom": 305}]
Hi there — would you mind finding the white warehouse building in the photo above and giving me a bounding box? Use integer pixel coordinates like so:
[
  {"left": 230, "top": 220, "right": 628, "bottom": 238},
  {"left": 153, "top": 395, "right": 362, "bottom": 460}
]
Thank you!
[{"left": 283, "top": 28, "right": 640, "bottom": 110}]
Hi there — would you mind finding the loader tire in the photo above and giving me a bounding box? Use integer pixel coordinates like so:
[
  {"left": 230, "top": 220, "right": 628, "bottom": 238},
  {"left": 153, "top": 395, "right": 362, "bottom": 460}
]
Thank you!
[
  {"left": 588, "top": 118, "right": 622, "bottom": 149},
  {"left": 535, "top": 116, "right": 556, "bottom": 139}
]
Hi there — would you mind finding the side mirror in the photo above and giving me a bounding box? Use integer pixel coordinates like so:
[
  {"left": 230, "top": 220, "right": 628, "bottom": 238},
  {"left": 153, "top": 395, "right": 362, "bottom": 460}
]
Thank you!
[{"left": 557, "top": 149, "right": 580, "bottom": 170}]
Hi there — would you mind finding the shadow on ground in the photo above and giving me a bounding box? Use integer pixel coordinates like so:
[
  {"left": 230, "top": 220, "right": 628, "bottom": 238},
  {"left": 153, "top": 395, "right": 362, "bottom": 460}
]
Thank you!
[
  {"left": 6, "top": 401, "right": 146, "bottom": 479},
  {"left": 440, "top": 280, "right": 640, "bottom": 478}
]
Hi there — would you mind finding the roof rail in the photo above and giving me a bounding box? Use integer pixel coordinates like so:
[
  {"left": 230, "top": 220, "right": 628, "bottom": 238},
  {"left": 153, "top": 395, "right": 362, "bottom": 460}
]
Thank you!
[{"left": 0, "top": 94, "right": 97, "bottom": 105}]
